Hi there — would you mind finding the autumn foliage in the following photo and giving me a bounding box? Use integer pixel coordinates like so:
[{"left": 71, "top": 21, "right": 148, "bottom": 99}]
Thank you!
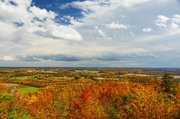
[
  {"left": 0, "top": 80, "right": 179, "bottom": 119},
  {"left": 0, "top": 68, "right": 180, "bottom": 118}
]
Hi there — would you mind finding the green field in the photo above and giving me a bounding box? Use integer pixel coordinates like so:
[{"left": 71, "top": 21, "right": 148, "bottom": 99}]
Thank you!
[
  {"left": 11, "top": 76, "right": 30, "bottom": 80},
  {"left": 12, "top": 75, "right": 44, "bottom": 80},
  {"left": 17, "top": 85, "right": 39, "bottom": 93},
  {"left": 50, "top": 76, "right": 72, "bottom": 79},
  {"left": 69, "top": 70, "right": 99, "bottom": 74}
]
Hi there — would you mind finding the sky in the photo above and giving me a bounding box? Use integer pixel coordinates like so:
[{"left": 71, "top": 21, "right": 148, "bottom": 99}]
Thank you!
[{"left": 0, "top": 0, "right": 180, "bottom": 68}]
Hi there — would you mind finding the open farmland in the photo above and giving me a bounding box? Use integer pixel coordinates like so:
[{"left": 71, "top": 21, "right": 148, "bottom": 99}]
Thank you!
[{"left": 17, "top": 85, "right": 40, "bottom": 93}]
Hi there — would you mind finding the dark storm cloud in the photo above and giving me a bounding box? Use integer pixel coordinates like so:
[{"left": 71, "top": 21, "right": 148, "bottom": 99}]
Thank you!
[
  {"left": 16, "top": 53, "right": 155, "bottom": 62},
  {"left": 36, "top": 54, "right": 83, "bottom": 61},
  {"left": 17, "top": 56, "right": 41, "bottom": 62}
]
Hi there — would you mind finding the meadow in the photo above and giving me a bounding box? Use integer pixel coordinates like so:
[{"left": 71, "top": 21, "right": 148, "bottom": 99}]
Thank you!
[{"left": 17, "top": 85, "right": 39, "bottom": 94}]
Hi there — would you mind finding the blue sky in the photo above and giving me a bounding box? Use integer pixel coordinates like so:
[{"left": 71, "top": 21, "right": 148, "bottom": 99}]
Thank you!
[{"left": 0, "top": 0, "right": 180, "bottom": 68}]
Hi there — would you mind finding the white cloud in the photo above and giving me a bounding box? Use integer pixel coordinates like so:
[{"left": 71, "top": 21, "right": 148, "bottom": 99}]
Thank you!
[
  {"left": 98, "top": 29, "right": 106, "bottom": 38},
  {"left": 172, "top": 14, "right": 180, "bottom": 23},
  {"left": 94, "top": 26, "right": 106, "bottom": 37},
  {"left": 0, "top": 0, "right": 82, "bottom": 42},
  {"left": 116, "top": 0, "right": 151, "bottom": 8},
  {"left": 0, "top": 21, "right": 16, "bottom": 39},
  {"left": 138, "top": 29, "right": 180, "bottom": 42},
  {"left": 171, "top": 22, "right": 178, "bottom": 29},
  {"left": 0, "top": 0, "right": 32, "bottom": 24},
  {"left": 154, "top": 15, "right": 170, "bottom": 28},
  {"left": 106, "top": 22, "right": 129, "bottom": 29},
  {"left": 61, "top": 0, "right": 155, "bottom": 24},
  {"left": 1, "top": 56, "right": 15, "bottom": 61},
  {"left": 69, "top": 0, "right": 152, "bottom": 11},
  {"left": 29, "top": 6, "right": 57, "bottom": 20},
  {"left": 154, "top": 14, "right": 180, "bottom": 30},
  {"left": 156, "top": 15, "right": 170, "bottom": 23},
  {"left": 142, "top": 28, "right": 153, "bottom": 32},
  {"left": 130, "top": 32, "right": 135, "bottom": 38},
  {"left": 155, "top": 23, "right": 167, "bottom": 28},
  {"left": 94, "top": 26, "right": 112, "bottom": 39},
  {"left": 45, "top": 22, "right": 83, "bottom": 41},
  {"left": 71, "top": 0, "right": 102, "bottom": 13}
]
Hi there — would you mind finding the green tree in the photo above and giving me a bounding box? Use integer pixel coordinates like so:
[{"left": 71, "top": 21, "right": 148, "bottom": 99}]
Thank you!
[
  {"left": 74, "top": 76, "right": 80, "bottom": 80},
  {"left": 162, "top": 73, "right": 173, "bottom": 80},
  {"left": 161, "top": 73, "right": 177, "bottom": 95}
]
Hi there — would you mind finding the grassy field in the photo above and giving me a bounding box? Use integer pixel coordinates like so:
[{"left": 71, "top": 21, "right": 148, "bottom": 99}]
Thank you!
[
  {"left": 11, "top": 76, "right": 30, "bottom": 80},
  {"left": 17, "top": 85, "right": 39, "bottom": 93},
  {"left": 50, "top": 76, "right": 73, "bottom": 79},
  {"left": 69, "top": 70, "right": 99, "bottom": 74}
]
